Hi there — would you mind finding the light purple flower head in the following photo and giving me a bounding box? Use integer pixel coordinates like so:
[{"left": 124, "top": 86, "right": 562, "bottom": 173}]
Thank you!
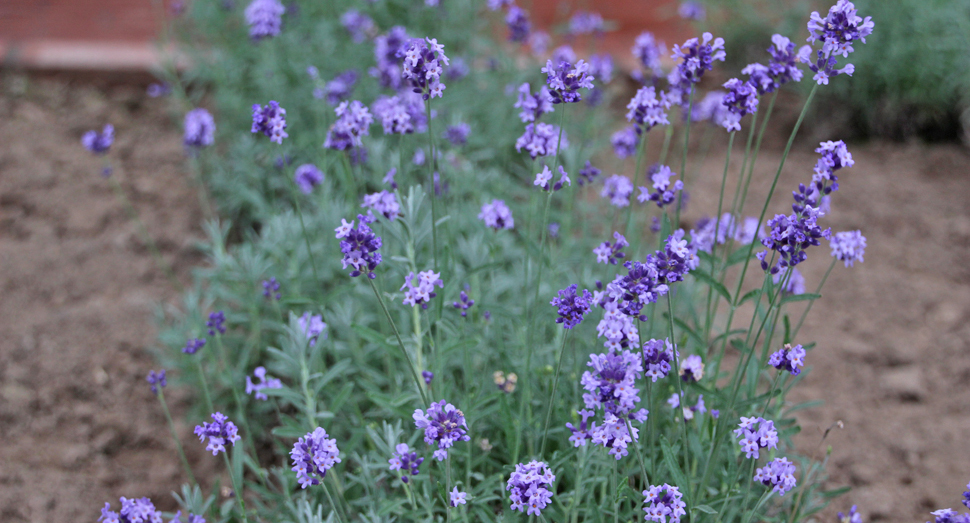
[
  {"left": 569, "top": 11, "right": 604, "bottom": 35},
  {"left": 643, "top": 484, "right": 687, "bottom": 523},
  {"left": 594, "top": 231, "right": 629, "bottom": 265},
  {"left": 743, "top": 34, "right": 805, "bottom": 95},
  {"left": 413, "top": 400, "right": 470, "bottom": 461},
  {"left": 669, "top": 32, "right": 726, "bottom": 104},
  {"left": 290, "top": 427, "right": 341, "bottom": 488},
  {"left": 550, "top": 284, "right": 593, "bottom": 329},
  {"left": 839, "top": 505, "right": 864, "bottom": 523},
  {"left": 400, "top": 270, "right": 444, "bottom": 309},
  {"left": 626, "top": 86, "right": 672, "bottom": 135},
  {"left": 402, "top": 37, "right": 450, "bottom": 100},
  {"left": 450, "top": 487, "right": 467, "bottom": 507},
  {"left": 807, "top": 1, "right": 874, "bottom": 60},
  {"left": 680, "top": 354, "right": 704, "bottom": 382},
  {"left": 506, "top": 6, "right": 531, "bottom": 43},
  {"left": 246, "top": 366, "right": 282, "bottom": 400},
  {"left": 515, "top": 122, "right": 567, "bottom": 159},
  {"left": 601, "top": 174, "right": 634, "bottom": 207},
  {"left": 541, "top": 58, "right": 595, "bottom": 104},
  {"left": 514, "top": 82, "right": 554, "bottom": 123},
  {"left": 642, "top": 338, "right": 677, "bottom": 382},
  {"left": 294, "top": 164, "right": 324, "bottom": 194},
  {"left": 184, "top": 108, "right": 215, "bottom": 149},
  {"left": 632, "top": 31, "right": 666, "bottom": 80},
  {"left": 755, "top": 457, "right": 798, "bottom": 496},
  {"left": 443, "top": 123, "right": 470, "bottom": 146},
  {"left": 479, "top": 200, "right": 514, "bottom": 230},
  {"left": 340, "top": 9, "right": 374, "bottom": 43},
  {"left": 388, "top": 442, "right": 423, "bottom": 483},
  {"left": 769, "top": 343, "right": 806, "bottom": 376},
  {"left": 194, "top": 412, "right": 241, "bottom": 455},
  {"left": 325, "top": 100, "right": 373, "bottom": 151},
  {"left": 324, "top": 70, "right": 358, "bottom": 106},
  {"left": 147, "top": 369, "right": 167, "bottom": 394},
  {"left": 372, "top": 93, "right": 426, "bottom": 135},
  {"left": 611, "top": 126, "right": 638, "bottom": 159},
  {"left": 588, "top": 53, "right": 614, "bottom": 84},
  {"left": 362, "top": 190, "right": 400, "bottom": 221},
  {"left": 251, "top": 101, "right": 287, "bottom": 144},
  {"left": 830, "top": 230, "right": 866, "bottom": 267},
  {"left": 773, "top": 267, "right": 806, "bottom": 295},
  {"left": 98, "top": 497, "right": 164, "bottom": 523},
  {"left": 297, "top": 312, "right": 327, "bottom": 346},
  {"left": 678, "top": 1, "right": 706, "bottom": 21},
  {"left": 734, "top": 416, "right": 778, "bottom": 459},
  {"left": 244, "top": 0, "right": 285, "bottom": 40},
  {"left": 507, "top": 461, "right": 555, "bottom": 515},
  {"left": 82, "top": 124, "right": 114, "bottom": 155},
  {"left": 370, "top": 26, "right": 409, "bottom": 89},
  {"left": 637, "top": 164, "right": 683, "bottom": 208},
  {"left": 720, "top": 78, "right": 759, "bottom": 132},
  {"left": 335, "top": 214, "right": 383, "bottom": 278}
]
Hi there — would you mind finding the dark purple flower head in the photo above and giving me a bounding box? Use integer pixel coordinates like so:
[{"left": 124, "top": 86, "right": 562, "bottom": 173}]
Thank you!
[
  {"left": 632, "top": 31, "right": 666, "bottom": 81},
  {"left": 678, "top": 1, "right": 706, "bottom": 21},
  {"left": 479, "top": 200, "right": 514, "bottom": 230},
  {"left": 601, "top": 174, "right": 633, "bottom": 207},
  {"left": 636, "top": 164, "right": 683, "bottom": 208},
  {"left": 262, "top": 277, "right": 281, "bottom": 300},
  {"left": 182, "top": 337, "right": 206, "bottom": 354},
  {"left": 807, "top": 1, "right": 874, "bottom": 60},
  {"left": 422, "top": 370, "right": 434, "bottom": 385},
  {"left": 744, "top": 34, "right": 805, "bottom": 95},
  {"left": 515, "top": 122, "right": 567, "bottom": 159},
  {"left": 594, "top": 231, "right": 629, "bottom": 265},
  {"left": 251, "top": 101, "right": 288, "bottom": 144},
  {"left": 830, "top": 230, "right": 866, "bottom": 267},
  {"left": 769, "top": 343, "right": 806, "bottom": 376},
  {"left": 650, "top": 232, "right": 698, "bottom": 284},
  {"left": 340, "top": 9, "right": 374, "bottom": 43},
  {"left": 505, "top": 6, "right": 531, "bottom": 43},
  {"left": 734, "top": 416, "right": 779, "bottom": 459},
  {"left": 146, "top": 369, "right": 166, "bottom": 394},
  {"left": 372, "top": 93, "right": 426, "bottom": 135},
  {"left": 388, "top": 443, "right": 424, "bottom": 483},
  {"left": 98, "top": 497, "right": 164, "bottom": 523},
  {"left": 443, "top": 123, "right": 470, "bottom": 145},
  {"left": 325, "top": 70, "right": 358, "bottom": 106},
  {"left": 184, "top": 108, "right": 216, "bottom": 149},
  {"left": 611, "top": 126, "right": 638, "bottom": 159},
  {"left": 194, "top": 412, "right": 241, "bottom": 455},
  {"left": 578, "top": 161, "right": 601, "bottom": 186},
  {"left": 400, "top": 270, "right": 443, "bottom": 309},
  {"left": 965, "top": 482, "right": 970, "bottom": 509},
  {"left": 245, "top": 366, "right": 282, "bottom": 400},
  {"left": 642, "top": 338, "right": 677, "bottom": 382},
  {"left": 361, "top": 190, "right": 400, "bottom": 221},
  {"left": 369, "top": 26, "right": 409, "bottom": 89},
  {"left": 206, "top": 311, "right": 226, "bottom": 336},
  {"left": 514, "top": 83, "right": 554, "bottom": 123},
  {"left": 759, "top": 210, "right": 830, "bottom": 274},
  {"left": 755, "top": 457, "right": 797, "bottom": 496},
  {"left": 798, "top": 46, "right": 855, "bottom": 85},
  {"left": 550, "top": 284, "right": 593, "bottom": 329},
  {"left": 294, "top": 164, "right": 324, "bottom": 194},
  {"left": 643, "top": 484, "right": 687, "bottom": 523},
  {"left": 335, "top": 214, "right": 382, "bottom": 278},
  {"left": 402, "top": 37, "right": 450, "bottom": 100},
  {"left": 541, "top": 58, "right": 595, "bottom": 104},
  {"left": 324, "top": 100, "right": 373, "bottom": 151},
  {"left": 453, "top": 288, "right": 474, "bottom": 317},
  {"left": 569, "top": 11, "right": 604, "bottom": 36},
  {"left": 82, "top": 125, "right": 114, "bottom": 155},
  {"left": 625, "top": 86, "right": 672, "bottom": 135},
  {"left": 507, "top": 461, "right": 556, "bottom": 516},
  {"left": 290, "top": 427, "right": 341, "bottom": 488},
  {"left": 244, "top": 0, "right": 285, "bottom": 40},
  {"left": 719, "top": 78, "right": 759, "bottom": 132},
  {"left": 413, "top": 400, "right": 470, "bottom": 461},
  {"left": 668, "top": 32, "right": 726, "bottom": 105}
]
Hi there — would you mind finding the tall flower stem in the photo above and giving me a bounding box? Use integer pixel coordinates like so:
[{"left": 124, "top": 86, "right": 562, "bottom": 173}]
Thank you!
[
  {"left": 733, "top": 91, "right": 779, "bottom": 225},
  {"left": 702, "top": 130, "right": 736, "bottom": 341},
  {"left": 791, "top": 258, "right": 837, "bottom": 339},
  {"left": 624, "top": 418, "right": 651, "bottom": 487},
  {"left": 539, "top": 330, "right": 570, "bottom": 456},
  {"left": 367, "top": 278, "right": 430, "bottom": 406},
  {"left": 156, "top": 390, "right": 196, "bottom": 485},
  {"left": 221, "top": 451, "right": 249, "bottom": 523},
  {"left": 612, "top": 459, "right": 619, "bottom": 523},
  {"left": 625, "top": 131, "right": 650, "bottom": 236},
  {"left": 194, "top": 359, "right": 214, "bottom": 415},
  {"left": 322, "top": 479, "right": 347, "bottom": 523},
  {"left": 425, "top": 99, "right": 440, "bottom": 272},
  {"left": 658, "top": 124, "right": 674, "bottom": 166},
  {"left": 665, "top": 292, "right": 691, "bottom": 495},
  {"left": 674, "top": 86, "right": 696, "bottom": 226},
  {"left": 288, "top": 184, "right": 321, "bottom": 284}
]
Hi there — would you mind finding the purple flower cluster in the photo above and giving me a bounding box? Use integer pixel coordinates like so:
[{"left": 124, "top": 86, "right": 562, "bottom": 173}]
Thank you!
[
  {"left": 370, "top": 26, "right": 409, "bottom": 89},
  {"left": 361, "top": 190, "right": 400, "bottom": 221},
  {"left": 335, "top": 214, "right": 383, "bottom": 278},
  {"left": 294, "top": 164, "right": 324, "bottom": 194},
  {"left": 146, "top": 369, "right": 166, "bottom": 394},
  {"left": 568, "top": 350, "right": 648, "bottom": 459},
  {"left": 194, "top": 412, "right": 241, "bottom": 455},
  {"left": 372, "top": 93, "right": 427, "bottom": 135},
  {"left": 595, "top": 299, "right": 640, "bottom": 350},
  {"left": 183, "top": 337, "right": 206, "bottom": 354},
  {"left": 774, "top": 267, "right": 806, "bottom": 295},
  {"left": 82, "top": 124, "right": 114, "bottom": 155},
  {"left": 340, "top": 9, "right": 374, "bottom": 43},
  {"left": 388, "top": 443, "right": 424, "bottom": 483},
  {"left": 400, "top": 270, "right": 444, "bottom": 308},
  {"left": 735, "top": 416, "right": 779, "bottom": 459},
  {"left": 251, "top": 100, "right": 287, "bottom": 144},
  {"left": 626, "top": 86, "right": 672, "bottom": 135},
  {"left": 588, "top": 53, "right": 613, "bottom": 85},
  {"left": 443, "top": 123, "right": 470, "bottom": 146},
  {"left": 263, "top": 277, "right": 281, "bottom": 300},
  {"left": 506, "top": 461, "right": 556, "bottom": 516},
  {"left": 550, "top": 284, "right": 593, "bottom": 329},
  {"left": 514, "top": 83, "right": 554, "bottom": 123},
  {"left": 839, "top": 506, "right": 863, "bottom": 523},
  {"left": 769, "top": 343, "right": 806, "bottom": 376},
  {"left": 413, "top": 400, "right": 470, "bottom": 461},
  {"left": 690, "top": 213, "right": 761, "bottom": 253},
  {"left": 755, "top": 457, "right": 798, "bottom": 496},
  {"left": 453, "top": 289, "right": 474, "bottom": 317},
  {"left": 807, "top": 1, "right": 873, "bottom": 59},
  {"left": 643, "top": 338, "right": 677, "bottom": 382},
  {"left": 298, "top": 312, "right": 327, "bottom": 346},
  {"left": 932, "top": 510, "right": 970, "bottom": 523},
  {"left": 743, "top": 34, "right": 806, "bottom": 95},
  {"left": 244, "top": 0, "right": 284, "bottom": 40},
  {"left": 642, "top": 484, "right": 688, "bottom": 523},
  {"left": 568, "top": 11, "right": 604, "bottom": 35},
  {"left": 422, "top": 370, "right": 434, "bottom": 384},
  {"left": 594, "top": 231, "right": 629, "bottom": 265},
  {"left": 324, "top": 100, "right": 373, "bottom": 151},
  {"left": 541, "top": 59, "right": 595, "bottom": 104},
  {"left": 206, "top": 311, "right": 226, "bottom": 336},
  {"left": 720, "top": 78, "right": 759, "bottom": 132},
  {"left": 450, "top": 487, "right": 467, "bottom": 507},
  {"left": 533, "top": 165, "right": 570, "bottom": 191},
  {"left": 669, "top": 32, "right": 726, "bottom": 103},
  {"left": 678, "top": 1, "right": 706, "bottom": 21},
  {"left": 505, "top": 6, "right": 531, "bottom": 43},
  {"left": 637, "top": 165, "right": 683, "bottom": 208},
  {"left": 759, "top": 203, "right": 830, "bottom": 274},
  {"left": 601, "top": 174, "right": 634, "bottom": 207},
  {"left": 515, "top": 122, "right": 566, "bottom": 159},
  {"left": 578, "top": 161, "right": 601, "bottom": 186},
  {"left": 479, "top": 200, "right": 514, "bottom": 230},
  {"left": 291, "top": 427, "right": 341, "bottom": 488},
  {"left": 98, "top": 497, "right": 163, "bottom": 523},
  {"left": 170, "top": 511, "right": 205, "bottom": 523},
  {"left": 611, "top": 126, "right": 638, "bottom": 159},
  {"left": 689, "top": 91, "right": 731, "bottom": 127},
  {"left": 680, "top": 354, "right": 704, "bottom": 382},
  {"left": 632, "top": 31, "right": 666, "bottom": 82},
  {"left": 402, "top": 37, "right": 450, "bottom": 100},
  {"left": 668, "top": 391, "right": 708, "bottom": 420},
  {"left": 324, "top": 70, "right": 358, "bottom": 105},
  {"left": 245, "top": 366, "right": 282, "bottom": 400},
  {"left": 830, "top": 230, "right": 866, "bottom": 267},
  {"left": 184, "top": 108, "right": 215, "bottom": 149}
]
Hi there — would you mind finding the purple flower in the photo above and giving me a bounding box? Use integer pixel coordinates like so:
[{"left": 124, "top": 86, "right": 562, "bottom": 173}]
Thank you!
[
  {"left": 82, "top": 124, "right": 114, "bottom": 155},
  {"left": 515, "top": 122, "right": 567, "bottom": 159},
  {"left": 370, "top": 26, "right": 409, "bottom": 89},
  {"left": 453, "top": 288, "right": 475, "bottom": 317},
  {"left": 626, "top": 86, "right": 672, "bottom": 135},
  {"left": 931, "top": 509, "right": 970, "bottom": 523},
  {"left": 807, "top": 1, "right": 874, "bottom": 60},
  {"left": 691, "top": 214, "right": 761, "bottom": 253},
  {"left": 361, "top": 190, "right": 400, "bottom": 221},
  {"left": 642, "top": 338, "right": 677, "bottom": 382},
  {"left": 533, "top": 165, "right": 570, "bottom": 191},
  {"left": 244, "top": 0, "right": 285, "bottom": 40},
  {"left": 514, "top": 83, "right": 554, "bottom": 123},
  {"left": 541, "top": 58, "right": 595, "bottom": 104},
  {"left": 206, "top": 311, "right": 226, "bottom": 336},
  {"left": 839, "top": 506, "right": 863, "bottom": 523},
  {"left": 450, "top": 487, "right": 468, "bottom": 507},
  {"left": 689, "top": 91, "right": 731, "bottom": 127},
  {"left": 147, "top": 83, "right": 170, "bottom": 97},
  {"left": 340, "top": 9, "right": 374, "bottom": 43},
  {"left": 447, "top": 57, "right": 469, "bottom": 81},
  {"left": 98, "top": 497, "right": 164, "bottom": 523},
  {"left": 184, "top": 108, "right": 215, "bottom": 149},
  {"left": 642, "top": 484, "right": 687, "bottom": 523},
  {"left": 964, "top": 481, "right": 970, "bottom": 509},
  {"left": 755, "top": 457, "right": 798, "bottom": 496},
  {"left": 550, "top": 284, "right": 593, "bottom": 329},
  {"left": 401, "top": 270, "right": 444, "bottom": 309},
  {"left": 668, "top": 392, "right": 707, "bottom": 420},
  {"left": 182, "top": 338, "right": 206, "bottom": 354},
  {"left": 637, "top": 165, "right": 683, "bottom": 208},
  {"left": 594, "top": 298, "right": 640, "bottom": 350},
  {"left": 611, "top": 126, "right": 638, "bottom": 159},
  {"left": 246, "top": 366, "right": 282, "bottom": 400},
  {"left": 506, "top": 6, "right": 531, "bottom": 43},
  {"left": 297, "top": 312, "right": 327, "bottom": 346},
  {"left": 769, "top": 343, "right": 806, "bottom": 376},
  {"left": 324, "top": 70, "right": 358, "bottom": 106},
  {"left": 507, "top": 461, "right": 555, "bottom": 515},
  {"left": 569, "top": 11, "right": 604, "bottom": 35},
  {"left": 194, "top": 412, "right": 241, "bottom": 455},
  {"left": 588, "top": 53, "right": 614, "bottom": 84},
  {"left": 479, "top": 200, "right": 514, "bottom": 230},
  {"left": 413, "top": 400, "right": 470, "bottom": 461},
  {"left": 294, "top": 164, "right": 324, "bottom": 194},
  {"left": 678, "top": 1, "right": 706, "bottom": 21},
  {"left": 170, "top": 510, "right": 206, "bottom": 523},
  {"left": 830, "top": 230, "right": 866, "bottom": 267},
  {"left": 422, "top": 370, "right": 434, "bottom": 385},
  {"left": 773, "top": 268, "right": 806, "bottom": 295},
  {"left": 388, "top": 443, "right": 424, "bottom": 483},
  {"left": 443, "top": 123, "right": 470, "bottom": 145},
  {"left": 529, "top": 31, "right": 550, "bottom": 55},
  {"left": 632, "top": 31, "right": 666, "bottom": 81},
  {"left": 383, "top": 168, "right": 398, "bottom": 190},
  {"left": 601, "top": 174, "right": 634, "bottom": 207},
  {"left": 324, "top": 100, "right": 373, "bottom": 151},
  {"left": 335, "top": 214, "right": 383, "bottom": 278},
  {"left": 262, "top": 277, "right": 281, "bottom": 300},
  {"left": 487, "top": 0, "right": 513, "bottom": 10},
  {"left": 251, "top": 101, "right": 288, "bottom": 144},
  {"left": 594, "top": 231, "right": 629, "bottom": 265},
  {"left": 372, "top": 93, "right": 427, "bottom": 135},
  {"left": 291, "top": 427, "right": 341, "bottom": 488},
  {"left": 578, "top": 161, "right": 601, "bottom": 186},
  {"left": 734, "top": 416, "right": 779, "bottom": 459},
  {"left": 680, "top": 354, "right": 704, "bottom": 382},
  {"left": 402, "top": 37, "right": 450, "bottom": 100},
  {"left": 147, "top": 369, "right": 166, "bottom": 394},
  {"left": 744, "top": 34, "right": 805, "bottom": 95},
  {"left": 720, "top": 78, "right": 759, "bottom": 132},
  {"left": 669, "top": 32, "right": 726, "bottom": 104}
]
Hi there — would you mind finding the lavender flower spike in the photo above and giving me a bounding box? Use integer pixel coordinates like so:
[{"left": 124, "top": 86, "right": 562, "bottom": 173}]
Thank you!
[
  {"left": 251, "top": 101, "right": 287, "bottom": 144},
  {"left": 550, "top": 284, "right": 593, "bottom": 329},
  {"left": 541, "top": 58, "right": 595, "bottom": 104},
  {"left": 643, "top": 484, "right": 687, "bottom": 523},
  {"left": 294, "top": 164, "right": 324, "bottom": 194},
  {"left": 769, "top": 343, "right": 806, "bottom": 375},
  {"left": 99, "top": 497, "right": 164, "bottom": 523},
  {"left": 298, "top": 312, "right": 327, "bottom": 346},
  {"left": 324, "top": 100, "right": 373, "bottom": 151},
  {"left": 244, "top": 0, "right": 284, "bottom": 40},
  {"left": 507, "top": 461, "right": 555, "bottom": 515},
  {"left": 290, "top": 427, "right": 341, "bottom": 488},
  {"left": 388, "top": 443, "right": 423, "bottom": 483},
  {"left": 720, "top": 78, "right": 759, "bottom": 132},
  {"left": 450, "top": 487, "right": 468, "bottom": 507},
  {"left": 830, "top": 230, "right": 866, "bottom": 267},
  {"left": 82, "top": 124, "right": 114, "bottom": 155},
  {"left": 413, "top": 400, "right": 470, "bottom": 461},
  {"left": 734, "top": 416, "right": 779, "bottom": 459},
  {"left": 755, "top": 457, "right": 798, "bottom": 496},
  {"left": 401, "top": 270, "right": 444, "bottom": 309},
  {"left": 402, "top": 37, "right": 450, "bottom": 100},
  {"left": 593, "top": 231, "right": 628, "bottom": 265},
  {"left": 184, "top": 108, "right": 215, "bottom": 149},
  {"left": 194, "top": 412, "right": 241, "bottom": 455},
  {"left": 335, "top": 214, "right": 382, "bottom": 278},
  {"left": 182, "top": 337, "right": 206, "bottom": 354},
  {"left": 479, "top": 200, "right": 514, "bottom": 230},
  {"left": 147, "top": 369, "right": 167, "bottom": 394},
  {"left": 637, "top": 164, "right": 683, "bottom": 208},
  {"left": 245, "top": 366, "right": 282, "bottom": 400}
]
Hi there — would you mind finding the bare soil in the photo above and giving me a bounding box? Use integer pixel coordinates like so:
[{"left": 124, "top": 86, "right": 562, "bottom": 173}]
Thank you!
[{"left": 1, "top": 78, "right": 968, "bottom": 522}]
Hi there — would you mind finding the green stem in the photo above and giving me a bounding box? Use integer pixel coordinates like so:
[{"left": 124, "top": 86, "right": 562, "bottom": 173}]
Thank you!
[
  {"left": 221, "top": 451, "right": 248, "bottom": 523},
  {"left": 659, "top": 125, "right": 674, "bottom": 166},
  {"left": 156, "top": 390, "right": 196, "bottom": 485},
  {"left": 425, "top": 99, "right": 439, "bottom": 272},
  {"left": 194, "top": 359, "right": 214, "bottom": 415},
  {"left": 674, "top": 86, "right": 696, "bottom": 226},
  {"left": 734, "top": 91, "right": 779, "bottom": 224},
  {"left": 665, "top": 292, "right": 691, "bottom": 495},
  {"left": 702, "top": 131, "right": 736, "bottom": 341},
  {"left": 322, "top": 476, "right": 346, "bottom": 523},
  {"left": 791, "top": 259, "right": 837, "bottom": 339},
  {"left": 290, "top": 186, "right": 321, "bottom": 284},
  {"left": 539, "top": 330, "right": 570, "bottom": 456},
  {"left": 367, "top": 278, "right": 430, "bottom": 406},
  {"left": 624, "top": 418, "right": 651, "bottom": 487},
  {"left": 625, "top": 131, "right": 650, "bottom": 235}
]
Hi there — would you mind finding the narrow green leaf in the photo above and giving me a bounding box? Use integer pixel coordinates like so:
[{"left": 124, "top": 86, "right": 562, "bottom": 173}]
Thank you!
[
  {"left": 351, "top": 324, "right": 395, "bottom": 351},
  {"left": 781, "top": 293, "right": 821, "bottom": 304},
  {"left": 691, "top": 269, "right": 731, "bottom": 303},
  {"left": 725, "top": 245, "right": 757, "bottom": 266},
  {"left": 694, "top": 504, "right": 717, "bottom": 515},
  {"left": 737, "top": 288, "right": 762, "bottom": 306},
  {"left": 673, "top": 317, "right": 706, "bottom": 348},
  {"left": 821, "top": 486, "right": 852, "bottom": 499},
  {"left": 660, "top": 436, "right": 692, "bottom": 505}
]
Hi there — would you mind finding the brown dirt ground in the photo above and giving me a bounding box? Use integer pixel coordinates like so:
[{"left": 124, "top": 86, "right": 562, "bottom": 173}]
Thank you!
[{"left": 1, "top": 77, "right": 968, "bottom": 522}]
